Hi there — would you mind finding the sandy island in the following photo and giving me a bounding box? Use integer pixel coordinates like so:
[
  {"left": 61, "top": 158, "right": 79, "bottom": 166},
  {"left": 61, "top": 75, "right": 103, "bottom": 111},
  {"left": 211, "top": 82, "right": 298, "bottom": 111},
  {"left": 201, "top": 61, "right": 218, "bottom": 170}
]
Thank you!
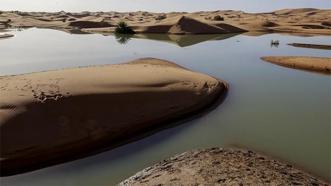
[
  {"left": 0, "top": 58, "right": 227, "bottom": 176},
  {"left": 0, "top": 8, "right": 330, "bottom": 35},
  {"left": 0, "top": 33, "right": 14, "bottom": 39},
  {"left": 120, "top": 148, "right": 330, "bottom": 185},
  {"left": 261, "top": 56, "right": 331, "bottom": 74},
  {"left": 288, "top": 43, "right": 331, "bottom": 50}
]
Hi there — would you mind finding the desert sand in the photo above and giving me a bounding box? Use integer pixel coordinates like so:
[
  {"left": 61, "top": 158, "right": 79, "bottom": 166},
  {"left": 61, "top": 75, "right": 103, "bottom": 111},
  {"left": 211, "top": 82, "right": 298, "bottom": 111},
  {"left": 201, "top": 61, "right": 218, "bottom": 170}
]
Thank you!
[
  {"left": 261, "top": 56, "right": 331, "bottom": 74},
  {"left": 0, "top": 8, "right": 330, "bottom": 35},
  {"left": 0, "top": 58, "right": 227, "bottom": 176},
  {"left": 120, "top": 148, "right": 330, "bottom": 185},
  {"left": 288, "top": 43, "right": 331, "bottom": 50}
]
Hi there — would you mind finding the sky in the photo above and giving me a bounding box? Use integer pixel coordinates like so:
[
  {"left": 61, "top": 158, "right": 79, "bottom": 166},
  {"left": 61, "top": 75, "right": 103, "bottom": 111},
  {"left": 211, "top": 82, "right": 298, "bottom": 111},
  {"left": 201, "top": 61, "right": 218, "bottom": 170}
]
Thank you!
[{"left": 1, "top": 0, "right": 330, "bottom": 13}]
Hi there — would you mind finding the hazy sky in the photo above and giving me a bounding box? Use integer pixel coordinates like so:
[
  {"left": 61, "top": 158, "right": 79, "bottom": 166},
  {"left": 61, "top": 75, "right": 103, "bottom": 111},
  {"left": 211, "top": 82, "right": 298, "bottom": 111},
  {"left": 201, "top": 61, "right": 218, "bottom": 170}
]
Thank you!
[{"left": 1, "top": 0, "right": 330, "bottom": 13}]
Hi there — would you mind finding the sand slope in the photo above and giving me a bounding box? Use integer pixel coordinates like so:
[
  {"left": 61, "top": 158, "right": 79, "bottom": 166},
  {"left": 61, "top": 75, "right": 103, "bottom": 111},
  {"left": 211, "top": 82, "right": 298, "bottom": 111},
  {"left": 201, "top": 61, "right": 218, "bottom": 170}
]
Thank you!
[
  {"left": 132, "top": 16, "right": 246, "bottom": 34},
  {"left": 119, "top": 148, "right": 330, "bottom": 185},
  {"left": 0, "top": 58, "right": 227, "bottom": 176},
  {"left": 1, "top": 8, "right": 330, "bottom": 35},
  {"left": 261, "top": 56, "right": 331, "bottom": 74}
]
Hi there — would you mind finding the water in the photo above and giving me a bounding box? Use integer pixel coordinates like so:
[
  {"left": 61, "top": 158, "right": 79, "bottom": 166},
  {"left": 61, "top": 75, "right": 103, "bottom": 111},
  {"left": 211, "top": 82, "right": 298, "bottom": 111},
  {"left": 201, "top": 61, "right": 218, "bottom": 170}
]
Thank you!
[{"left": 0, "top": 28, "right": 330, "bottom": 186}]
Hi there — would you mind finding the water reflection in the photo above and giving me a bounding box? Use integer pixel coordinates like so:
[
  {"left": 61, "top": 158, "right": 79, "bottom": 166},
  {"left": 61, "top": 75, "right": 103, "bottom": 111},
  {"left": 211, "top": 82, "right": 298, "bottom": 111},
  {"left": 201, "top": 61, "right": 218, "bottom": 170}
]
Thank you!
[
  {"left": 132, "top": 33, "right": 239, "bottom": 47},
  {"left": 114, "top": 33, "right": 133, "bottom": 44}
]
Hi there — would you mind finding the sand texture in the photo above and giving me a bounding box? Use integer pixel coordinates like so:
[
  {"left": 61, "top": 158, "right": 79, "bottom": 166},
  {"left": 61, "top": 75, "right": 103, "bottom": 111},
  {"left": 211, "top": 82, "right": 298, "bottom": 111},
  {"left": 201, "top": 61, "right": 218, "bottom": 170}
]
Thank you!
[
  {"left": 288, "top": 43, "right": 331, "bottom": 50},
  {"left": 0, "top": 58, "right": 227, "bottom": 176},
  {"left": 119, "top": 148, "right": 330, "bottom": 186},
  {"left": 0, "top": 8, "right": 330, "bottom": 35},
  {"left": 261, "top": 56, "right": 331, "bottom": 74}
]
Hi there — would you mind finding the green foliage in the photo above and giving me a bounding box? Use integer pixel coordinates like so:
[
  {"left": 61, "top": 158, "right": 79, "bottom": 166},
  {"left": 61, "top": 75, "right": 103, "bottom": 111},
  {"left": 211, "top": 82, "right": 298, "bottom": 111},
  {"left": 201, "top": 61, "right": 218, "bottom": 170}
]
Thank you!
[
  {"left": 214, "top": 15, "right": 224, "bottom": 21},
  {"left": 115, "top": 21, "right": 135, "bottom": 34},
  {"left": 114, "top": 33, "right": 132, "bottom": 44}
]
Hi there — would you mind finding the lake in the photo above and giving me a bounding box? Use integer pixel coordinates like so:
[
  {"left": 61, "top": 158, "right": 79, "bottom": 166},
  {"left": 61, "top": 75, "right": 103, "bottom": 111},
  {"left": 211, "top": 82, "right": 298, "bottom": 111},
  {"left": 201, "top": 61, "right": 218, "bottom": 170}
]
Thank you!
[{"left": 0, "top": 28, "right": 330, "bottom": 186}]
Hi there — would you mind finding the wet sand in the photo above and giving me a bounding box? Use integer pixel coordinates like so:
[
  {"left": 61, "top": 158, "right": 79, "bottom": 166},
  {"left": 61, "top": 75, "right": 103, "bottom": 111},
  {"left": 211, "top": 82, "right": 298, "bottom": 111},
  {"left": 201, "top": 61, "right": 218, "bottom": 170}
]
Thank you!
[{"left": 0, "top": 58, "right": 228, "bottom": 176}]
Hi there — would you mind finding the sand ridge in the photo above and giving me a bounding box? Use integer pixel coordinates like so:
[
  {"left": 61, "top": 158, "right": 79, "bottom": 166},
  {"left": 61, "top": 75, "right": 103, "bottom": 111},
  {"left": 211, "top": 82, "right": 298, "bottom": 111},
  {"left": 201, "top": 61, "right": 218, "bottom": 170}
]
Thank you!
[
  {"left": 0, "top": 8, "right": 330, "bottom": 35},
  {"left": 0, "top": 58, "right": 228, "bottom": 176},
  {"left": 261, "top": 56, "right": 331, "bottom": 74},
  {"left": 288, "top": 43, "right": 331, "bottom": 50}
]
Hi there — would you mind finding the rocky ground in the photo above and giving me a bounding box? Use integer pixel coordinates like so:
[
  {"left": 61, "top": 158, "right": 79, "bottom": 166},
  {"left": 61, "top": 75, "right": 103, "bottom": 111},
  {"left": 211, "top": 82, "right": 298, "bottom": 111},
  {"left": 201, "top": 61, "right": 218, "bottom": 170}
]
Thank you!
[{"left": 120, "top": 148, "right": 330, "bottom": 185}]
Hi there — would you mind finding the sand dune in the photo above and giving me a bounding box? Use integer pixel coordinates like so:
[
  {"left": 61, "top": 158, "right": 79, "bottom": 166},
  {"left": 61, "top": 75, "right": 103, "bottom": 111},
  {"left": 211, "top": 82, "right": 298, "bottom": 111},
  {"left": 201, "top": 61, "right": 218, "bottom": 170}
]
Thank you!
[
  {"left": 131, "top": 15, "right": 246, "bottom": 34},
  {"left": 120, "top": 148, "right": 330, "bottom": 185},
  {"left": 261, "top": 56, "right": 331, "bottom": 74},
  {"left": 0, "top": 58, "right": 227, "bottom": 176},
  {"left": 0, "top": 8, "right": 330, "bottom": 35},
  {"left": 168, "top": 16, "right": 240, "bottom": 34}
]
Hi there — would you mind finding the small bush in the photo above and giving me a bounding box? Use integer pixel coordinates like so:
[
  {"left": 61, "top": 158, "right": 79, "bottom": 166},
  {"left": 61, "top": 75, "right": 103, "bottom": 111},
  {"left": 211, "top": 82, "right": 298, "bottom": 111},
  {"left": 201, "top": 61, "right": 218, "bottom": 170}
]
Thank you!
[
  {"left": 155, "top": 14, "right": 166, "bottom": 20},
  {"left": 115, "top": 21, "right": 135, "bottom": 34},
  {"left": 213, "top": 15, "right": 224, "bottom": 21}
]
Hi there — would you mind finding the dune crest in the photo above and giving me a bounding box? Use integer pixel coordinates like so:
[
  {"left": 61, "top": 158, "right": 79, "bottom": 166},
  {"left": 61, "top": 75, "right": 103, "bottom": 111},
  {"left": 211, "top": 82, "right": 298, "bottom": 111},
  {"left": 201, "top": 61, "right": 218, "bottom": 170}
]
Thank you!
[{"left": 168, "top": 16, "right": 236, "bottom": 34}]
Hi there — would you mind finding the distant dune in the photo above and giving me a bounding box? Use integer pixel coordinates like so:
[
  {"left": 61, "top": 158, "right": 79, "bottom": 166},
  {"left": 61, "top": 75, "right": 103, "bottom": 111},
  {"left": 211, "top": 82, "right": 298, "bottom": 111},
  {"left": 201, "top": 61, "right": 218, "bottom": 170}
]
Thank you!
[{"left": 0, "top": 8, "right": 330, "bottom": 35}]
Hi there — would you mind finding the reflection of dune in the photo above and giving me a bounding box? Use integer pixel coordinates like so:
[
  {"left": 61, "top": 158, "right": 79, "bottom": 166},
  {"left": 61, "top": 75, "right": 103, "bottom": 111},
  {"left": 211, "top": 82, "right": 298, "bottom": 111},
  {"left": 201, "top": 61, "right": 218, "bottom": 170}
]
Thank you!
[{"left": 133, "top": 33, "right": 239, "bottom": 47}]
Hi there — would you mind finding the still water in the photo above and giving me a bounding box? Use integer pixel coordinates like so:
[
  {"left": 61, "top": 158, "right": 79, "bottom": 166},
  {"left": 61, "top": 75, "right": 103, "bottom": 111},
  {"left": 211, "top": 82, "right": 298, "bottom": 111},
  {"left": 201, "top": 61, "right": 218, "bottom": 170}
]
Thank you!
[{"left": 0, "top": 28, "right": 330, "bottom": 185}]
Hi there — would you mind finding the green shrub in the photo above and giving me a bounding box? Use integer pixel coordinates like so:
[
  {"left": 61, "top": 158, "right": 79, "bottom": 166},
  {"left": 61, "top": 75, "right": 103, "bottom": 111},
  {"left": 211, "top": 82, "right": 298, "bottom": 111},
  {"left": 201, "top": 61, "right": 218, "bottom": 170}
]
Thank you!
[
  {"left": 214, "top": 15, "right": 224, "bottom": 21},
  {"left": 115, "top": 21, "right": 135, "bottom": 34}
]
